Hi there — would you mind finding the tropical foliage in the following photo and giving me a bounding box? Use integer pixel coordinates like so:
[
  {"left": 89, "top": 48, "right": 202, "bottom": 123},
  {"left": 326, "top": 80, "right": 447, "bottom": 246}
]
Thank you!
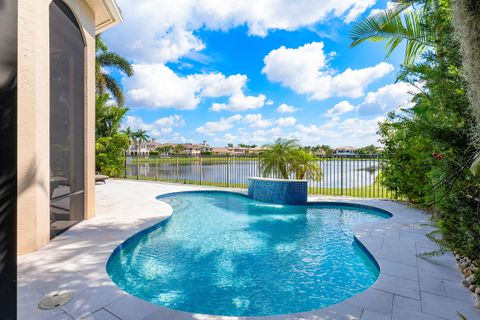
[
  {"left": 352, "top": 0, "right": 480, "bottom": 263},
  {"left": 96, "top": 35, "right": 133, "bottom": 106},
  {"left": 260, "top": 139, "right": 322, "bottom": 180},
  {"left": 95, "top": 94, "right": 130, "bottom": 177},
  {"left": 350, "top": 0, "right": 434, "bottom": 66},
  {"left": 95, "top": 35, "right": 133, "bottom": 177}
]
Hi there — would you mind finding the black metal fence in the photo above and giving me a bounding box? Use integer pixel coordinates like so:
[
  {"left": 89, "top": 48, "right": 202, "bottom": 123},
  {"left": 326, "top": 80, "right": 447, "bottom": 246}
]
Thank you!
[{"left": 124, "top": 155, "right": 397, "bottom": 199}]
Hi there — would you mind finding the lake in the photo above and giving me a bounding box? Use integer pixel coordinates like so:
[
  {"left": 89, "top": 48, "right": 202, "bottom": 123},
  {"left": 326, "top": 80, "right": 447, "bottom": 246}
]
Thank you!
[{"left": 125, "top": 157, "right": 381, "bottom": 190}]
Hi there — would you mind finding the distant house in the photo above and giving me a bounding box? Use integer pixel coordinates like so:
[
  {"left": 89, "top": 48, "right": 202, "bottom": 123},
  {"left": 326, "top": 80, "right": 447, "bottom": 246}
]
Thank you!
[
  {"left": 183, "top": 142, "right": 212, "bottom": 155},
  {"left": 211, "top": 145, "right": 266, "bottom": 156},
  {"left": 145, "top": 141, "right": 161, "bottom": 152},
  {"left": 334, "top": 146, "right": 357, "bottom": 157},
  {"left": 127, "top": 142, "right": 151, "bottom": 156},
  {"left": 211, "top": 147, "right": 235, "bottom": 155}
]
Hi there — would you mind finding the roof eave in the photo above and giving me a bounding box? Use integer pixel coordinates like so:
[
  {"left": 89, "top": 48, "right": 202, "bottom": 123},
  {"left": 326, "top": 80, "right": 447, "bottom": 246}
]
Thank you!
[{"left": 90, "top": 0, "right": 123, "bottom": 34}]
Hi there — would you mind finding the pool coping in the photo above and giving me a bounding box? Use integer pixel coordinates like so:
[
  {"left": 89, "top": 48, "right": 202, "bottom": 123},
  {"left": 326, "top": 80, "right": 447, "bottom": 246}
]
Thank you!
[{"left": 17, "top": 180, "right": 480, "bottom": 320}]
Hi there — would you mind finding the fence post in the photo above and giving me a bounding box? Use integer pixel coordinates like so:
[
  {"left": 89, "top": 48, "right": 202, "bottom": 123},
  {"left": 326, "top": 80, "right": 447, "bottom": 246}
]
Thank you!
[
  {"left": 257, "top": 156, "right": 261, "bottom": 176},
  {"left": 227, "top": 155, "right": 230, "bottom": 188},
  {"left": 136, "top": 155, "right": 139, "bottom": 180},
  {"left": 340, "top": 156, "right": 344, "bottom": 195},
  {"left": 176, "top": 157, "right": 179, "bottom": 183},
  {"left": 155, "top": 156, "right": 158, "bottom": 181},
  {"left": 124, "top": 151, "right": 127, "bottom": 179},
  {"left": 199, "top": 156, "right": 203, "bottom": 185}
]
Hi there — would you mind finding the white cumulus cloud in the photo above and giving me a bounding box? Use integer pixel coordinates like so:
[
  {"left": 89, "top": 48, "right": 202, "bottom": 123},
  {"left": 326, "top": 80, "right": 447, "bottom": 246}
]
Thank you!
[
  {"left": 262, "top": 42, "right": 394, "bottom": 101},
  {"left": 293, "top": 116, "right": 385, "bottom": 146},
  {"left": 210, "top": 93, "right": 266, "bottom": 112},
  {"left": 124, "top": 64, "right": 259, "bottom": 110},
  {"left": 106, "top": 0, "right": 377, "bottom": 64},
  {"left": 276, "top": 103, "right": 298, "bottom": 113},
  {"left": 122, "top": 115, "right": 186, "bottom": 140},
  {"left": 325, "top": 101, "right": 356, "bottom": 117},
  {"left": 244, "top": 114, "right": 272, "bottom": 128},
  {"left": 357, "top": 82, "right": 417, "bottom": 115},
  {"left": 195, "top": 114, "right": 242, "bottom": 135},
  {"left": 276, "top": 117, "right": 297, "bottom": 126}
]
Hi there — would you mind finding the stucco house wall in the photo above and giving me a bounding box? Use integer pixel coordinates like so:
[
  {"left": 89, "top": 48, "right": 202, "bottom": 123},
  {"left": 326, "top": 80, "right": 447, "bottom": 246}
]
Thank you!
[{"left": 17, "top": 0, "right": 121, "bottom": 254}]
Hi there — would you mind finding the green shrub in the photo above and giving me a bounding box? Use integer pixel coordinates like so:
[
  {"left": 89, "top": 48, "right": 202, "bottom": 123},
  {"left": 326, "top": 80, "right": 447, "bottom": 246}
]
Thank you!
[{"left": 96, "top": 134, "right": 130, "bottom": 177}]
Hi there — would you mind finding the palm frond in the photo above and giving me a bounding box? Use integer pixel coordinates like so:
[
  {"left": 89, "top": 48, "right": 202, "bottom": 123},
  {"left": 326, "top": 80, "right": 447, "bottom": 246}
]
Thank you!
[
  {"left": 97, "top": 52, "right": 134, "bottom": 77},
  {"left": 95, "top": 34, "right": 108, "bottom": 53},
  {"left": 103, "top": 74, "right": 125, "bottom": 106},
  {"left": 350, "top": 4, "right": 434, "bottom": 65}
]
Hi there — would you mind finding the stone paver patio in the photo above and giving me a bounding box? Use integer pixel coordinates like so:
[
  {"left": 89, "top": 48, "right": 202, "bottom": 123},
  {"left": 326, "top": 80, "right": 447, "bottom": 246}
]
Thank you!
[{"left": 18, "top": 180, "right": 480, "bottom": 320}]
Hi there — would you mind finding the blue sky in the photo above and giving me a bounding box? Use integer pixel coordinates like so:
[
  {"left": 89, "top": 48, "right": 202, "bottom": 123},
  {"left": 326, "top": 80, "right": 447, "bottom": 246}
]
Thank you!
[{"left": 103, "top": 0, "right": 414, "bottom": 147}]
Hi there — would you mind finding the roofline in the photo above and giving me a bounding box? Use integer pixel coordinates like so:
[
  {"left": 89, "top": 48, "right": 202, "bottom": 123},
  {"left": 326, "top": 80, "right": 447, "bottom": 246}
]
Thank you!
[{"left": 94, "top": 0, "right": 123, "bottom": 34}]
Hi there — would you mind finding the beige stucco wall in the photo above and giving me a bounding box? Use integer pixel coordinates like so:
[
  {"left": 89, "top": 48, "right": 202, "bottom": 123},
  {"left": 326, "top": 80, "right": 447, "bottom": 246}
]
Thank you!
[{"left": 17, "top": 0, "right": 96, "bottom": 254}]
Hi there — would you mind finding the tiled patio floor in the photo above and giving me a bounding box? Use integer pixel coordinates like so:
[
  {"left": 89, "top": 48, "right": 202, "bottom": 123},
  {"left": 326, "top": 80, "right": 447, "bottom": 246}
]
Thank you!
[{"left": 18, "top": 180, "right": 480, "bottom": 320}]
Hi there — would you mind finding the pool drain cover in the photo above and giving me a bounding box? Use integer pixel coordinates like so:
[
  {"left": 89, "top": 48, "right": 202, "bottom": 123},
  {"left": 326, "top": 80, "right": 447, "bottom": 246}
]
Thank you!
[{"left": 38, "top": 292, "right": 73, "bottom": 310}]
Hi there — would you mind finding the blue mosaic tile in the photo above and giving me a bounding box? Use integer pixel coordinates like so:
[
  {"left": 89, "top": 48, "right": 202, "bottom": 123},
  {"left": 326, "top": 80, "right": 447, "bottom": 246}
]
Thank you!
[{"left": 247, "top": 178, "right": 308, "bottom": 205}]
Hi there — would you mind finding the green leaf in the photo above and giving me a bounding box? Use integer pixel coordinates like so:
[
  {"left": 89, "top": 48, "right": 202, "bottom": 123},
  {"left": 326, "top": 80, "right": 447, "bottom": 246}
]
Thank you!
[{"left": 470, "top": 153, "right": 480, "bottom": 176}]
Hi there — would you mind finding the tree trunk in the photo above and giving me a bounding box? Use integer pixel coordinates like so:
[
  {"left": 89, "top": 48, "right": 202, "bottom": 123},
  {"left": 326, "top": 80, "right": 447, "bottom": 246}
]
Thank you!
[{"left": 451, "top": 0, "right": 480, "bottom": 149}]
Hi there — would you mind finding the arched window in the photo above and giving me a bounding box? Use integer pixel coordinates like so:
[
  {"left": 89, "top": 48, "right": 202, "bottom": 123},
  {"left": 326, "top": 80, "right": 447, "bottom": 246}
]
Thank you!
[{"left": 49, "top": 0, "right": 85, "bottom": 238}]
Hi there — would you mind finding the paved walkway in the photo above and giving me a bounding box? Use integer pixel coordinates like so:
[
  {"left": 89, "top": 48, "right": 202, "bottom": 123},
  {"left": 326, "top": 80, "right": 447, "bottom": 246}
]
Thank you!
[{"left": 18, "top": 180, "right": 480, "bottom": 320}]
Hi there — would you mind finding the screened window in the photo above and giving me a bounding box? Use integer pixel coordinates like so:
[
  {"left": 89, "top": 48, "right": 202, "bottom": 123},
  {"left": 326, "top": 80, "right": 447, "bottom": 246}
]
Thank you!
[{"left": 49, "top": 0, "right": 85, "bottom": 238}]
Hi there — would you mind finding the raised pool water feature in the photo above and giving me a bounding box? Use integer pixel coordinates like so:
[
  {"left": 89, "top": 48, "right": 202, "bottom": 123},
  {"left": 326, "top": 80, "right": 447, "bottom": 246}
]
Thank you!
[
  {"left": 107, "top": 191, "right": 391, "bottom": 316},
  {"left": 248, "top": 177, "right": 308, "bottom": 204}
]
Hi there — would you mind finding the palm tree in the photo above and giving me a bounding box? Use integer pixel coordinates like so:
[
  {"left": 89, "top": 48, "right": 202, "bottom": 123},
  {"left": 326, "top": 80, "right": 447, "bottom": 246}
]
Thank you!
[
  {"left": 260, "top": 139, "right": 298, "bottom": 179},
  {"left": 173, "top": 144, "right": 185, "bottom": 155},
  {"left": 132, "top": 129, "right": 150, "bottom": 156},
  {"left": 156, "top": 146, "right": 173, "bottom": 157},
  {"left": 95, "top": 93, "right": 128, "bottom": 139},
  {"left": 318, "top": 145, "right": 334, "bottom": 157},
  {"left": 290, "top": 149, "right": 323, "bottom": 180},
  {"left": 122, "top": 127, "right": 134, "bottom": 143},
  {"left": 96, "top": 35, "right": 133, "bottom": 106},
  {"left": 350, "top": 1, "right": 434, "bottom": 66},
  {"left": 131, "top": 129, "right": 150, "bottom": 179}
]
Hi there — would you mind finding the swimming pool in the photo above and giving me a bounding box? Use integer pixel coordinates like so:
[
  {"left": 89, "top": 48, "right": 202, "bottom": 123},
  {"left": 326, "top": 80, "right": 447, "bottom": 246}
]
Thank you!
[{"left": 107, "top": 191, "right": 391, "bottom": 316}]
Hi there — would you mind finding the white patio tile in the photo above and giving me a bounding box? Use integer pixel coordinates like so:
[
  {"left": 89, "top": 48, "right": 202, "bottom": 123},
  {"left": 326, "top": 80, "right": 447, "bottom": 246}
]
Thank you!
[
  {"left": 104, "top": 296, "right": 160, "bottom": 320},
  {"left": 420, "top": 291, "right": 480, "bottom": 320},
  {"left": 442, "top": 279, "right": 476, "bottom": 303},
  {"left": 17, "top": 283, "right": 65, "bottom": 320},
  {"left": 81, "top": 309, "right": 120, "bottom": 320},
  {"left": 417, "top": 257, "right": 461, "bottom": 282},
  {"left": 61, "top": 285, "right": 126, "bottom": 319},
  {"left": 371, "top": 274, "right": 420, "bottom": 300},
  {"left": 391, "top": 305, "right": 446, "bottom": 320},
  {"left": 367, "top": 248, "right": 417, "bottom": 267},
  {"left": 295, "top": 302, "right": 363, "bottom": 320},
  {"left": 377, "top": 259, "right": 418, "bottom": 281},
  {"left": 393, "top": 295, "right": 421, "bottom": 312},
  {"left": 48, "top": 312, "right": 74, "bottom": 320},
  {"left": 346, "top": 289, "right": 393, "bottom": 315},
  {"left": 418, "top": 275, "right": 447, "bottom": 296},
  {"left": 360, "top": 309, "right": 390, "bottom": 320}
]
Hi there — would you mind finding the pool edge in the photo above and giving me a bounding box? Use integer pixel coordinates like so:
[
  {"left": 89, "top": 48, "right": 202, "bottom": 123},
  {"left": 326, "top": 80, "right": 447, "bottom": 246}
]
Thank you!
[{"left": 105, "top": 189, "right": 398, "bottom": 319}]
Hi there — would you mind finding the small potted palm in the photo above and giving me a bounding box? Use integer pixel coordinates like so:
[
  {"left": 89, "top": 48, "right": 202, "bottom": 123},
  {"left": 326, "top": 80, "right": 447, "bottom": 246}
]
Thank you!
[{"left": 248, "top": 139, "right": 322, "bottom": 204}]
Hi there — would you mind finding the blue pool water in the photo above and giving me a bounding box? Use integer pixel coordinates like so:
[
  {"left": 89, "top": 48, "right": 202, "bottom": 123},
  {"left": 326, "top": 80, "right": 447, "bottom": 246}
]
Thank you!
[{"left": 107, "top": 191, "right": 390, "bottom": 316}]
